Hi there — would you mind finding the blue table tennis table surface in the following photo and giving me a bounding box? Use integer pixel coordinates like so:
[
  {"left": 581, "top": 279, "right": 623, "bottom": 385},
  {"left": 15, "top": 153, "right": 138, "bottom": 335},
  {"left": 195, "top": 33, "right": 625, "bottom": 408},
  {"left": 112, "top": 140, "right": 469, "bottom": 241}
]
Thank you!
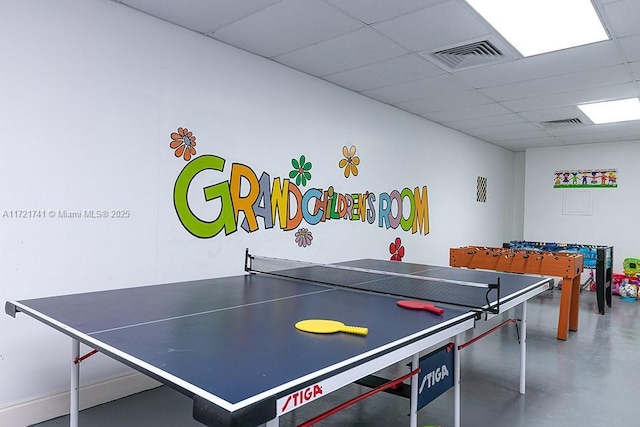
[{"left": 6, "top": 258, "right": 552, "bottom": 426}]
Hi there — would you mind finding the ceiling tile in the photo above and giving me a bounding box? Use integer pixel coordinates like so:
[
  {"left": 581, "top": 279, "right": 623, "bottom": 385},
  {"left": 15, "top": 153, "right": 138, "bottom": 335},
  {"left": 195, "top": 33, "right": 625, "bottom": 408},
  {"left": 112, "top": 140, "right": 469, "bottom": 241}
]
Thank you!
[
  {"left": 421, "top": 102, "right": 512, "bottom": 122},
  {"left": 511, "top": 138, "right": 560, "bottom": 147},
  {"left": 556, "top": 131, "right": 639, "bottom": 144},
  {"left": 323, "top": 0, "right": 444, "bottom": 24},
  {"left": 442, "top": 113, "right": 527, "bottom": 130},
  {"left": 603, "top": 0, "right": 640, "bottom": 37},
  {"left": 629, "top": 61, "right": 640, "bottom": 80},
  {"left": 550, "top": 121, "right": 640, "bottom": 141},
  {"left": 469, "top": 122, "right": 543, "bottom": 136},
  {"left": 212, "top": 0, "right": 362, "bottom": 57},
  {"left": 323, "top": 54, "right": 445, "bottom": 92},
  {"left": 454, "top": 40, "right": 622, "bottom": 88},
  {"left": 500, "top": 83, "right": 638, "bottom": 112},
  {"left": 494, "top": 138, "right": 560, "bottom": 152},
  {"left": 273, "top": 28, "right": 408, "bottom": 76},
  {"left": 618, "top": 35, "right": 640, "bottom": 62},
  {"left": 479, "top": 129, "right": 550, "bottom": 142},
  {"left": 120, "top": 0, "right": 282, "bottom": 33},
  {"left": 372, "top": 0, "right": 490, "bottom": 52},
  {"left": 362, "top": 74, "right": 470, "bottom": 104},
  {"left": 555, "top": 135, "right": 610, "bottom": 144},
  {"left": 395, "top": 90, "right": 493, "bottom": 114},
  {"left": 478, "top": 65, "right": 632, "bottom": 102}
]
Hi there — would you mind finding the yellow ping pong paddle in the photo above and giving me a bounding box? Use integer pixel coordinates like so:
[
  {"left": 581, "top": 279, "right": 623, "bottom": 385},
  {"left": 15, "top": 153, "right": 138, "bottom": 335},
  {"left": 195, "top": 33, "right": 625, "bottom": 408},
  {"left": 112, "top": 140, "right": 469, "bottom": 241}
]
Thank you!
[{"left": 295, "top": 319, "right": 368, "bottom": 336}]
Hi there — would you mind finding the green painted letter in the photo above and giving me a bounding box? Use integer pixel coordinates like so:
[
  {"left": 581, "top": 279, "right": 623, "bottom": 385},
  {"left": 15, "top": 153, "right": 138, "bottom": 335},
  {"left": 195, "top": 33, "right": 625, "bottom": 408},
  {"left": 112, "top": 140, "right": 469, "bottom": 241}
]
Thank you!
[{"left": 173, "top": 155, "right": 237, "bottom": 238}]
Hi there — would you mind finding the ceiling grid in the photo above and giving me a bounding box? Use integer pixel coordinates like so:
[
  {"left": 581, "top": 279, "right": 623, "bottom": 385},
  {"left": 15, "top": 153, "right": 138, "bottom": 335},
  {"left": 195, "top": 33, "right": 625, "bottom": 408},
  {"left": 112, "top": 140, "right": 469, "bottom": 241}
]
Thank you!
[{"left": 113, "top": 0, "right": 640, "bottom": 152}]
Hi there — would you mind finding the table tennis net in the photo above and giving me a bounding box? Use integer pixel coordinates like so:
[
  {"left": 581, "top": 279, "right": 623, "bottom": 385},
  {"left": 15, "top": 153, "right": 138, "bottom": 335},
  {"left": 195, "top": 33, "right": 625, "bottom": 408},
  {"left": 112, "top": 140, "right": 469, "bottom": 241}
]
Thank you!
[{"left": 246, "top": 252, "right": 500, "bottom": 313}]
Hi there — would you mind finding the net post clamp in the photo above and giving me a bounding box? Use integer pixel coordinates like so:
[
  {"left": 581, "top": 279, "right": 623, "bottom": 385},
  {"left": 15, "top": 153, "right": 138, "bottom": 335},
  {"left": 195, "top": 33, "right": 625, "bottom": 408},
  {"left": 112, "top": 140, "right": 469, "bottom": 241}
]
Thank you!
[{"left": 485, "top": 277, "right": 501, "bottom": 315}]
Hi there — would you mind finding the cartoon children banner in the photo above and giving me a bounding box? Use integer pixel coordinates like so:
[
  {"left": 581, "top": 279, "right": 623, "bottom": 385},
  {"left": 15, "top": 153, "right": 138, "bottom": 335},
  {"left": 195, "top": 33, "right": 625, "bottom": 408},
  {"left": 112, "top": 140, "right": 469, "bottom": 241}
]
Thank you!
[{"left": 554, "top": 169, "right": 617, "bottom": 188}]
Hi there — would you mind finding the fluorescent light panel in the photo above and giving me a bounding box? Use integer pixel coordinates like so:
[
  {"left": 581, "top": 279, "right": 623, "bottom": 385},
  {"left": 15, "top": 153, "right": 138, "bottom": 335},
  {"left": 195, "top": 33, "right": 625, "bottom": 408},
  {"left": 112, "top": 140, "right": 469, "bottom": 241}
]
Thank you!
[
  {"left": 465, "top": 0, "right": 609, "bottom": 57},
  {"left": 578, "top": 98, "right": 640, "bottom": 124}
]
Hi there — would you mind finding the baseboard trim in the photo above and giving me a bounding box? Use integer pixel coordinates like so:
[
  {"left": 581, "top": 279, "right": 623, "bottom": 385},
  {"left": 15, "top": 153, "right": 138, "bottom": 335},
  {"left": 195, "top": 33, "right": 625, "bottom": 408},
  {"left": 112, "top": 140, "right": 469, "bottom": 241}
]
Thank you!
[{"left": 0, "top": 373, "right": 161, "bottom": 427}]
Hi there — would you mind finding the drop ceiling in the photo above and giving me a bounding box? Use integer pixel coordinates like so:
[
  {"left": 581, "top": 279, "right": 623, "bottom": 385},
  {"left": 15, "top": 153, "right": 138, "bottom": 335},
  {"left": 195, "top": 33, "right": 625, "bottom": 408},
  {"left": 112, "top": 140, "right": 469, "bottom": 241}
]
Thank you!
[{"left": 113, "top": 0, "right": 640, "bottom": 152}]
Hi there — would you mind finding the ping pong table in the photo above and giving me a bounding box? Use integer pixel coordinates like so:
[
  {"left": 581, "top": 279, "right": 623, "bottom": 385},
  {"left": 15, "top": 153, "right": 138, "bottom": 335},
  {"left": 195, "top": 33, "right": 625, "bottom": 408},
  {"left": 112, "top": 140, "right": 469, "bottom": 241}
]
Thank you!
[{"left": 5, "top": 252, "right": 553, "bottom": 427}]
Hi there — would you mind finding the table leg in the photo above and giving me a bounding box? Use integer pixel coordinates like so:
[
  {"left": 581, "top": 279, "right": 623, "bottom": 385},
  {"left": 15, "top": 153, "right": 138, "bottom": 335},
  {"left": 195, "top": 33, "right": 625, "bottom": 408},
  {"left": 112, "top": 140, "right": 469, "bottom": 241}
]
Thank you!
[
  {"left": 606, "top": 265, "right": 612, "bottom": 308},
  {"left": 519, "top": 301, "right": 527, "bottom": 394},
  {"left": 569, "top": 276, "right": 580, "bottom": 332},
  {"left": 556, "top": 277, "right": 573, "bottom": 340},
  {"left": 410, "top": 353, "right": 419, "bottom": 427},
  {"left": 70, "top": 339, "right": 80, "bottom": 427},
  {"left": 454, "top": 334, "right": 460, "bottom": 427},
  {"left": 596, "top": 262, "right": 605, "bottom": 314}
]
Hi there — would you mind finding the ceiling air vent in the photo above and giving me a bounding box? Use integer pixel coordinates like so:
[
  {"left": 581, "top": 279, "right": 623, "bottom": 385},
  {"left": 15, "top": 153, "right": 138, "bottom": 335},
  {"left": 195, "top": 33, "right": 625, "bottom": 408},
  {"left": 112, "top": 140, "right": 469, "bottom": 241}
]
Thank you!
[
  {"left": 539, "top": 118, "right": 584, "bottom": 128},
  {"left": 431, "top": 40, "right": 504, "bottom": 70}
]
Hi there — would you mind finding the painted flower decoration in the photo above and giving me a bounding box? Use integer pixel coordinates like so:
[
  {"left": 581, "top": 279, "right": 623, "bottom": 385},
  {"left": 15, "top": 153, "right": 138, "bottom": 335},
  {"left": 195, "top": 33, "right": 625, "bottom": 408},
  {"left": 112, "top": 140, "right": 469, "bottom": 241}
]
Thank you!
[
  {"left": 170, "top": 127, "right": 197, "bottom": 161},
  {"left": 295, "top": 228, "right": 313, "bottom": 248},
  {"left": 339, "top": 145, "right": 360, "bottom": 178},
  {"left": 389, "top": 237, "right": 405, "bottom": 261},
  {"left": 289, "top": 155, "right": 313, "bottom": 186}
]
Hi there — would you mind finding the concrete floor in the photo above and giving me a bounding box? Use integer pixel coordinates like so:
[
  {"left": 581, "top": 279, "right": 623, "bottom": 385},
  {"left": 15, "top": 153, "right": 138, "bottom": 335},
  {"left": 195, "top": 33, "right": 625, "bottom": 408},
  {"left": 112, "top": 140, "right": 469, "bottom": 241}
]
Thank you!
[{"left": 34, "top": 287, "right": 640, "bottom": 426}]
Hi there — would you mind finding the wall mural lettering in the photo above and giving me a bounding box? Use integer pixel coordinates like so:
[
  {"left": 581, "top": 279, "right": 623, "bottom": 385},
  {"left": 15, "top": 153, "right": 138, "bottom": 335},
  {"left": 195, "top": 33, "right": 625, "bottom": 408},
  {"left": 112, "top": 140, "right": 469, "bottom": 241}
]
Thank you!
[{"left": 170, "top": 129, "right": 429, "bottom": 240}]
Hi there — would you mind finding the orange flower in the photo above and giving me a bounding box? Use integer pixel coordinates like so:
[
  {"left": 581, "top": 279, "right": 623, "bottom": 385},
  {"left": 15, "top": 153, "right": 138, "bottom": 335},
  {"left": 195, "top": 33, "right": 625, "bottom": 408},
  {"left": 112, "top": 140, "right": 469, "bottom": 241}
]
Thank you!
[
  {"left": 170, "top": 127, "right": 197, "bottom": 161},
  {"left": 338, "top": 145, "right": 360, "bottom": 178}
]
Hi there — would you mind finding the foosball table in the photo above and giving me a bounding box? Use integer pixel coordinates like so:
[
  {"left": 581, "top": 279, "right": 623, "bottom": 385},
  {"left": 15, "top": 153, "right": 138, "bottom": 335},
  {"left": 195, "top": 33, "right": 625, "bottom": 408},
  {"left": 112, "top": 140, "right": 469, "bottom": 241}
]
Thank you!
[{"left": 450, "top": 246, "right": 584, "bottom": 341}]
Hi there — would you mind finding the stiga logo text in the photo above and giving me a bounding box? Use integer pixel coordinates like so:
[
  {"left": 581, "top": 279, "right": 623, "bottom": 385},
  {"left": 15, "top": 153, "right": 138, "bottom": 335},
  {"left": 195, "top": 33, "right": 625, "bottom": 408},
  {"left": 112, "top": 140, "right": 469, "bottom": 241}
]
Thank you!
[{"left": 281, "top": 384, "right": 323, "bottom": 412}]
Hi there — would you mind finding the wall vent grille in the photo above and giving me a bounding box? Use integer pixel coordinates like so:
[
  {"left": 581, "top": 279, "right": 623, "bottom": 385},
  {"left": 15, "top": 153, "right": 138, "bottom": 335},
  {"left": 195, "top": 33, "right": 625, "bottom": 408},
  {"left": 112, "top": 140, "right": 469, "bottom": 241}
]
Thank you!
[{"left": 477, "top": 176, "right": 487, "bottom": 203}]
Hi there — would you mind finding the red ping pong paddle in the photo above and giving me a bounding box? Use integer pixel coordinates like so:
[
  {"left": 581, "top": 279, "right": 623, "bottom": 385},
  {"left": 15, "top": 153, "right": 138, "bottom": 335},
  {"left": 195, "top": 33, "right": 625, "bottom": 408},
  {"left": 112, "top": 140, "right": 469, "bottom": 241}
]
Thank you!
[{"left": 397, "top": 300, "right": 444, "bottom": 315}]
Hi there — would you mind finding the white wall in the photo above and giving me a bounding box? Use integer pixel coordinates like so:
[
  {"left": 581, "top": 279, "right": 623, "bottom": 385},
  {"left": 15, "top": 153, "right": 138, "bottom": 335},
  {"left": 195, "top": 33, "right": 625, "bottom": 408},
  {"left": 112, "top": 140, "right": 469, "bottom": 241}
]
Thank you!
[
  {"left": 0, "top": 0, "right": 517, "bottom": 424},
  {"left": 524, "top": 142, "right": 640, "bottom": 267},
  {"left": 511, "top": 152, "right": 526, "bottom": 240}
]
